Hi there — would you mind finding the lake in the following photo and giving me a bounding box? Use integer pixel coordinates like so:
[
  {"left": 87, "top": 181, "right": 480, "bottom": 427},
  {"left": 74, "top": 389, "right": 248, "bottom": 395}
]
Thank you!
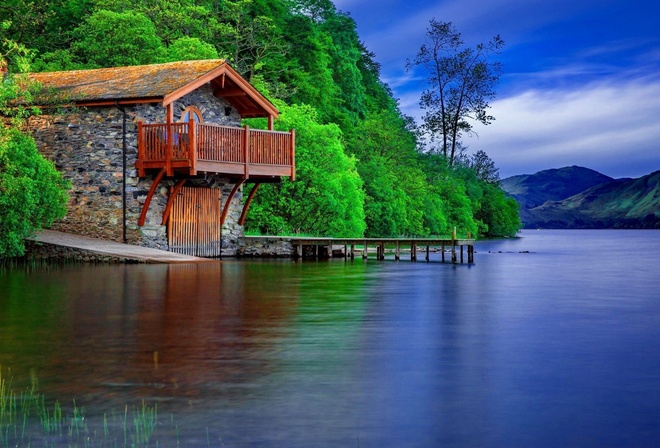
[{"left": 1, "top": 229, "right": 659, "bottom": 447}]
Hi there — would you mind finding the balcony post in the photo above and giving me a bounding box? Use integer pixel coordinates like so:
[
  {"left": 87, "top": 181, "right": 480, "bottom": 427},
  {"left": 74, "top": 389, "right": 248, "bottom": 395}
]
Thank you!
[
  {"left": 243, "top": 124, "right": 250, "bottom": 179},
  {"left": 189, "top": 117, "right": 197, "bottom": 175},
  {"left": 166, "top": 104, "right": 173, "bottom": 176},
  {"left": 290, "top": 129, "right": 296, "bottom": 181}
]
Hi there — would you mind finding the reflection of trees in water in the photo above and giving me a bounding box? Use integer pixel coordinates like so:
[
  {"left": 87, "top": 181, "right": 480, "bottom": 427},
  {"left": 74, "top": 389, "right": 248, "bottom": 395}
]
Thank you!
[{"left": 0, "top": 261, "right": 371, "bottom": 412}]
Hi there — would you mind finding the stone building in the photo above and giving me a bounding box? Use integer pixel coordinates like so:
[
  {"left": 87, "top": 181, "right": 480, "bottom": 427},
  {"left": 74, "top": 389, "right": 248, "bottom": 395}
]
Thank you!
[{"left": 27, "top": 60, "right": 295, "bottom": 257}]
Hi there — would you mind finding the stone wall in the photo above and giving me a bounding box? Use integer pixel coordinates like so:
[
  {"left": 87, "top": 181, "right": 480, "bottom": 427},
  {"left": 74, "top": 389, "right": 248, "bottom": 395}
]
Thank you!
[
  {"left": 238, "top": 236, "right": 295, "bottom": 257},
  {"left": 28, "top": 84, "right": 246, "bottom": 255}
]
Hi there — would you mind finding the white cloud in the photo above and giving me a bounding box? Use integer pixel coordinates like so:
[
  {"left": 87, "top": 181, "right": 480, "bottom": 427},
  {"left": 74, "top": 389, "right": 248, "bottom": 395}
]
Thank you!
[
  {"left": 457, "top": 77, "right": 660, "bottom": 178},
  {"left": 335, "top": 0, "right": 660, "bottom": 179}
]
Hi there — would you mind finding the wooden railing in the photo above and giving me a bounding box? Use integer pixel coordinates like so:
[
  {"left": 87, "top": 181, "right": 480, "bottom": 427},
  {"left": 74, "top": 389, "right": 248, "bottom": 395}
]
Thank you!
[{"left": 137, "top": 121, "right": 295, "bottom": 179}]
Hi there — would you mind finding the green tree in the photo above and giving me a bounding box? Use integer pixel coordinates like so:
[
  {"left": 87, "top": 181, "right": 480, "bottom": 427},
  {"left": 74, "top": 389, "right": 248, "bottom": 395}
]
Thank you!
[
  {"left": 453, "top": 156, "right": 520, "bottom": 237},
  {"left": 71, "top": 10, "right": 165, "bottom": 68},
  {"left": 245, "top": 102, "right": 365, "bottom": 237},
  {"left": 348, "top": 109, "right": 426, "bottom": 236},
  {"left": 215, "top": 0, "right": 289, "bottom": 82},
  {"left": 465, "top": 149, "right": 500, "bottom": 184},
  {"left": 475, "top": 183, "right": 520, "bottom": 237},
  {"left": 90, "top": 0, "right": 220, "bottom": 47},
  {"left": 1, "top": 39, "right": 70, "bottom": 257},
  {"left": 408, "top": 20, "right": 504, "bottom": 165},
  {"left": 0, "top": 128, "right": 70, "bottom": 257},
  {"left": 163, "top": 37, "right": 220, "bottom": 62}
]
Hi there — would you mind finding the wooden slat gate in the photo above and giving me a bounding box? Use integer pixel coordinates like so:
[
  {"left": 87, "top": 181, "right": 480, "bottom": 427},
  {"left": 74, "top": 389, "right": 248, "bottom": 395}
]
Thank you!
[{"left": 168, "top": 186, "right": 222, "bottom": 257}]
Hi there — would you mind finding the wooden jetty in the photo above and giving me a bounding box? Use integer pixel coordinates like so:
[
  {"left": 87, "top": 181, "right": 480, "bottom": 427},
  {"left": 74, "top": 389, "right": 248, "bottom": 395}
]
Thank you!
[{"left": 289, "top": 237, "right": 475, "bottom": 264}]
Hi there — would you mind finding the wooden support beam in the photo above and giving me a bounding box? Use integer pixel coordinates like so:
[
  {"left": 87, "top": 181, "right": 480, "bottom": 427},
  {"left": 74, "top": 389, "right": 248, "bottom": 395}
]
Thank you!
[
  {"left": 460, "top": 245, "right": 464, "bottom": 263},
  {"left": 395, "top": 241, "right": 400, "bottom": 261},
  {"left": 138, "top": 168, "right": 166, "bottom": 227},
  {"left": 426, "top": 245, "right": 430, "bottom": 262},
  {"left": 161, "top": 179, "right": 187, "bottom": 225},
  {"left": 238, "top": 183, "right": 261, "bottom": 226},
  {"left": 441, "top": 243, "right": 445, "bottom": 262},
  {"left": 221, "top": 179, "right": 245, "bottom": 225},
  {"left": 363, "top": 240, "right": 368, "bottom": 259}
]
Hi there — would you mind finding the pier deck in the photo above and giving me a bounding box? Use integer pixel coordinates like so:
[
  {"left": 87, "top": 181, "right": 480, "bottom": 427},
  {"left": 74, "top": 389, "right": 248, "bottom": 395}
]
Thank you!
[{"left": 280, "top": 236, "right": 475, "bottom": 263}]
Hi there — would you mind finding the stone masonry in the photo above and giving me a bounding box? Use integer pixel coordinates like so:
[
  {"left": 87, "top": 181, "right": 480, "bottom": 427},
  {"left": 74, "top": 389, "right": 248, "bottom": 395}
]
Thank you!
[{"left": 28, "top": 84, "right": 247, "bottom": 255}]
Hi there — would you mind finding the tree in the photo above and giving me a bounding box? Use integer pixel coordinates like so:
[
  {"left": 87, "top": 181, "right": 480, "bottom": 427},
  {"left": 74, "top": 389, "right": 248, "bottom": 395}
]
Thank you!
[
  {"left": 163, "top": 37, "right": 220, "bottom": 62},
  {"left": 71, "top": 10, "right": 165, "bottom": 68},
  {"left": 245, "top": 102, "right": 365, "bottom": 237},
  {"left": 216, "top": 0, "right": 289, "bottom": 82},
  {"left": 408, "top": 20, "right": 504, "bottom": 166},
  {"left": 0, "top": 128, "right": 70, "bottom": 257},
  {"left": 466, "top": 149, "right": 500, "bottom": 184},
  {"left": 0, "top": 55, "right": 70, "bottom": 257}
]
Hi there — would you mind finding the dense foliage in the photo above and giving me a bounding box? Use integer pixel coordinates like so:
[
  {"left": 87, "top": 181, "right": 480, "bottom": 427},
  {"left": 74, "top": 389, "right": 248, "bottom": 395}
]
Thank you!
[
  {"left": 0, "top": 36, "right": 70, "bottom": 257},
  {"left": 0, "top": 127, "right": 70, "bottom": 257},
  {"left": 1, "top": 0, "right": 520, "bottom": 239}
]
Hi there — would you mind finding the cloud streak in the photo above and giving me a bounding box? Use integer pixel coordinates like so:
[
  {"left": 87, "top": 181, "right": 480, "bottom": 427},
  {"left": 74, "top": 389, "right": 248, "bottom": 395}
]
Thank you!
[
  {"left": 461, "top": 76, "right": 660, "bottom": 178},
  {"left": 334, "top": 0, "right": 660, "bottom": 178}
]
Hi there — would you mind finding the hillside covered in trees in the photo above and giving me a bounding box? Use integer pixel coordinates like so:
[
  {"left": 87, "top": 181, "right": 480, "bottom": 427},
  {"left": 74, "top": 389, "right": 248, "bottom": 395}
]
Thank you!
[{"left": 1, "top": 0, "right": 520, "bottom": 239}]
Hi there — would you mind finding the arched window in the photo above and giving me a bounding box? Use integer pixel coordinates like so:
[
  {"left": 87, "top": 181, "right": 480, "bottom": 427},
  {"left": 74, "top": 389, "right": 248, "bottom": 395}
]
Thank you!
[{"left": 180, "top": 106, "right": 203, "bottom": 123}]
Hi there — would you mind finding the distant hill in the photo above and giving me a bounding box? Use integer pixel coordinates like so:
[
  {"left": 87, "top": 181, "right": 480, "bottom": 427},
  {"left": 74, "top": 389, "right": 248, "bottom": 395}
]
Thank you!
[
  {"left": 500, "top": 166, "right": 614, "bottom": 208},
  {"left": 501, "top": 166, "right": 660, "bottom": 229}
]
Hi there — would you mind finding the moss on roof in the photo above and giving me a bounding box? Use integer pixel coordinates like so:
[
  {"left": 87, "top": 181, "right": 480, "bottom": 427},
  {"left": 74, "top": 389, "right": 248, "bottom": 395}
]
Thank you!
[{"left": 29, "top": 59, "right": 227, "bottom": 103}]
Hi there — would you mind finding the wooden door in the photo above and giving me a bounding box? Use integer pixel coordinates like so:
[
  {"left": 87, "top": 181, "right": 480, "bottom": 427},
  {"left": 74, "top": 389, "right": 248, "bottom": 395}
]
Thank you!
[{"left": 168, "top": 186, "right": 222, "bottom": 257}]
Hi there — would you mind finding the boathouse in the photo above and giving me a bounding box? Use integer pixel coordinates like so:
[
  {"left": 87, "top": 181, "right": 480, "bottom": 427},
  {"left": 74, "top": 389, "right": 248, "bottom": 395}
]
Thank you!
[{"left": 26, "top": 60, "right": 295, "bottom": 257}]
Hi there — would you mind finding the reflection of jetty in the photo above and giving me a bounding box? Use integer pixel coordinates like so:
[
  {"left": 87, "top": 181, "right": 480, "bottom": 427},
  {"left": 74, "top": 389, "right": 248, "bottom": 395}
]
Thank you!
[{"left": 288, "top": 237, "right": 475, "bottom": 264}]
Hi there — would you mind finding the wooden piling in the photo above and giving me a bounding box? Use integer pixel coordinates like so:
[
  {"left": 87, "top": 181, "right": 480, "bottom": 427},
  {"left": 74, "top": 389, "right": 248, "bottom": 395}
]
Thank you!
[{"left": 282, "top": 237, "right": 475, "bottom": 264}]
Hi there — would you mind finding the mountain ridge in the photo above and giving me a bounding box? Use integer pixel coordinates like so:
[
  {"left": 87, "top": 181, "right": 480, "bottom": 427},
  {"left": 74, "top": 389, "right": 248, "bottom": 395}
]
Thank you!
[{"left": 501, "top": 166, "right": 660, "bottom": 229}]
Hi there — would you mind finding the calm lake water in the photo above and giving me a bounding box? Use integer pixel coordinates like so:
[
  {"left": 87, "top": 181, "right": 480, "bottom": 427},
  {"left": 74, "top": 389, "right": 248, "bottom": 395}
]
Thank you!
[{"left": 1, "top": 229, "right": 660, "bottom": 447}]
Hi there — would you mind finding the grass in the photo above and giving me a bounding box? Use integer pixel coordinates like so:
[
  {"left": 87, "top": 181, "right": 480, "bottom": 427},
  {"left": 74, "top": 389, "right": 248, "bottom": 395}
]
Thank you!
[{"left": 0, "top": 367, "right": 195, "bottom": 448}]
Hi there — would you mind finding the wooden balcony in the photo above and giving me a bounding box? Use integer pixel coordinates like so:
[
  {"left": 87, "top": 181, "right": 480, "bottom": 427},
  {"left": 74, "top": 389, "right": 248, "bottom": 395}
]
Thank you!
[{"left": 136, "top": 121, "right": 295, "bottom": 180}]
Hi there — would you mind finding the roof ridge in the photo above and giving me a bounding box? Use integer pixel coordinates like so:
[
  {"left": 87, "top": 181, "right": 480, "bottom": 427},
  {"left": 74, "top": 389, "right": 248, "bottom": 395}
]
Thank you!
[{"left": 29, "top": 59, "right": 226, "bottom": 77}]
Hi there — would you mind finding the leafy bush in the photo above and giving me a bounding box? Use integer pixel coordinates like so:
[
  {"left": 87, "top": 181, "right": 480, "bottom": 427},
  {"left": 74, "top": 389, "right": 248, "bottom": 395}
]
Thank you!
[{"left": 0, "top": 127, "right": 70, "bottom": 257}]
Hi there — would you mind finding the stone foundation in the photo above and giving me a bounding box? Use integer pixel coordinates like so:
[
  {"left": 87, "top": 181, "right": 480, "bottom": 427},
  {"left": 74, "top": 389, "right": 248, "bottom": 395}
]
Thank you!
[
  {"left": 20, "top": 240, "right": 143, "bottom": 264},
  {"left": 237, "top": 237, "right": 295, "bottom": 257}
]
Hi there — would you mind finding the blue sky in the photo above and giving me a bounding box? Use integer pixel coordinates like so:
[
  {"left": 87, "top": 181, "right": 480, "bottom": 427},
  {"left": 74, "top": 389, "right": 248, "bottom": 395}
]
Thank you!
[{"left": 332, "top": 0, "right": 660, "bottom": 179}]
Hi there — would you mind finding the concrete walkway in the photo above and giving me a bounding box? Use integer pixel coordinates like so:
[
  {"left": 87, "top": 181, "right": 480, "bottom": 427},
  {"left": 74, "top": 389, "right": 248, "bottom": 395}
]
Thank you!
[{"left": 31, "top": 230, "right": 213, "bottom": 263}]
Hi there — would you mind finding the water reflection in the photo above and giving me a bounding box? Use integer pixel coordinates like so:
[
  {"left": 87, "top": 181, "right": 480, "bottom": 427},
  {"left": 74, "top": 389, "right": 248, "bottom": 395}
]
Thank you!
[{"left": 2, "top": 231, "right": 660, "bottom": 447}]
